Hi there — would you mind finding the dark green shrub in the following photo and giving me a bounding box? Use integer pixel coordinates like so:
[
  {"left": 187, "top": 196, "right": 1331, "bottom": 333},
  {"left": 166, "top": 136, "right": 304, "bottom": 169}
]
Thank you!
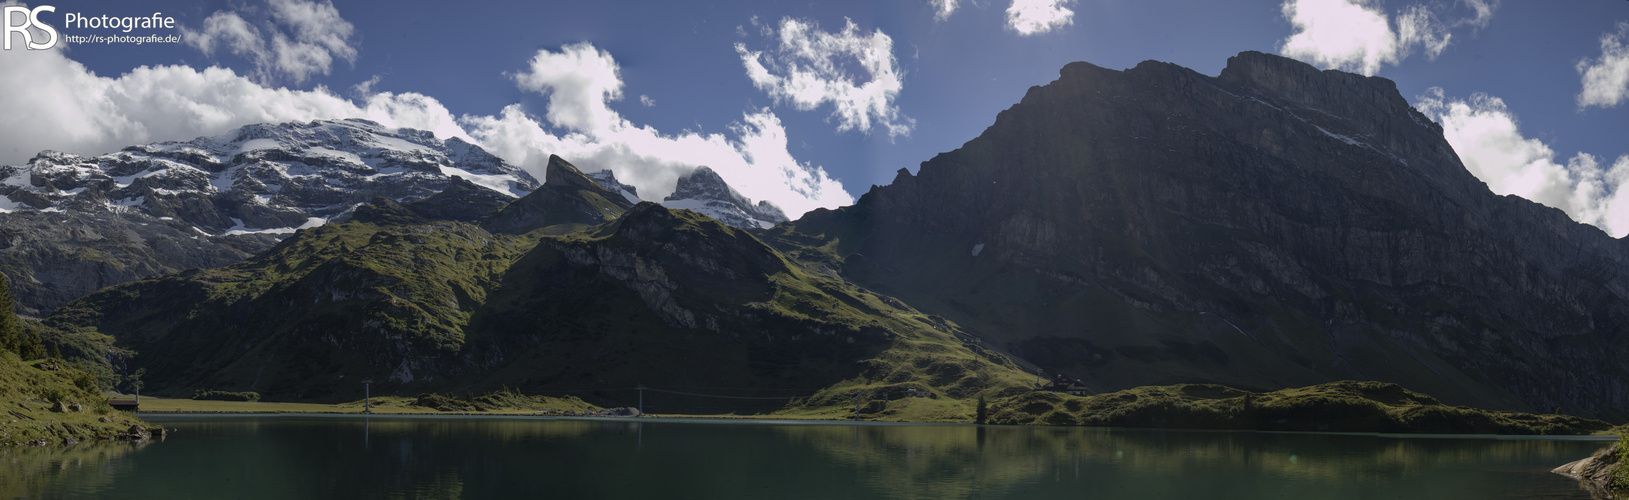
[
  {"left": 191, "top": 390, "right": 261, "bottom": 402},
  {"left": 414, "top": 393, "right": 479, "bottom": 412},
  {"left": 1613, "top": 433, "right": 1628, "bottom": 490}
]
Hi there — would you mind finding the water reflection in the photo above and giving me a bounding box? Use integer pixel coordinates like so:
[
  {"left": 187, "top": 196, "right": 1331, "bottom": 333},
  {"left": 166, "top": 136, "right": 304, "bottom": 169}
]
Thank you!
[
  {"left": 4, "top": 415, "right": 1612, "bottom": 500},
  {"left": 781, "top": 424, "right": 1612, "bottom": 499},
  {"left": 0, "top": 440, "right": 148, "bottom": 498}
]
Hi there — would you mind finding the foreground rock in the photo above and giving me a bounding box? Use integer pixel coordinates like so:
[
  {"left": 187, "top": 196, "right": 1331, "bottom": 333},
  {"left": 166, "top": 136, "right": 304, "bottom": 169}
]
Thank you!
[{"left": 1555, "top": 443, "right": 1627, "bottom": 497}]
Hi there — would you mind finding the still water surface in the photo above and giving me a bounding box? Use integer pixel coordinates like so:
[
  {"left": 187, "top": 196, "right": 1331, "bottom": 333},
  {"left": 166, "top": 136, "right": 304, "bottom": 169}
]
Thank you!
[{"left": 0, "top": 414, "right": 1612, "bottom": 499}]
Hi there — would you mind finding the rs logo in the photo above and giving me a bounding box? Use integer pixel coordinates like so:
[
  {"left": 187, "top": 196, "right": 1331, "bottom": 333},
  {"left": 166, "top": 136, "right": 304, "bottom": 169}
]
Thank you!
[{"left": 3, "top": 5, "right": 58, "bottom": 50}]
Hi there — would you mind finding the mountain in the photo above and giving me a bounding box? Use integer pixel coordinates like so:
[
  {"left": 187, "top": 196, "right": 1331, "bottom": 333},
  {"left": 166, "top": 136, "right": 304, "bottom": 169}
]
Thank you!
[
  {"left": 662, "top": 166, "right": 788, "bottom": 229},
  {"left": 765, "top": 51, "right": 1629, "bottom": 419},
  {"left": 585, "top": 169, "right": 641, "bottom": 205},
  {"left": 0, "top": 119, "right": 538, "bottom": 316},
  {"left": 480, "top": 155, "right": 637, "bottom": 235},
  {"left": 44, "top": 196, "right": 1032, "bottom": 410}
]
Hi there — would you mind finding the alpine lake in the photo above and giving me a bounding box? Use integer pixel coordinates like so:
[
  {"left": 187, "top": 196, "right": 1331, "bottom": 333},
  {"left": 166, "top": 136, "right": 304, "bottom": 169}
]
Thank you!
[{"left": 0, "top": 414, "right": 1613, "bottom": 499}]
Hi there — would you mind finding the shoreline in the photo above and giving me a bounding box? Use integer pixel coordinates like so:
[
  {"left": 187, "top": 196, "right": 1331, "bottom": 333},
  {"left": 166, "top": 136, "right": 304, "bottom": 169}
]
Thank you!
[{"left": 132, "top": 411, "right": 1625, "bottom": 440}]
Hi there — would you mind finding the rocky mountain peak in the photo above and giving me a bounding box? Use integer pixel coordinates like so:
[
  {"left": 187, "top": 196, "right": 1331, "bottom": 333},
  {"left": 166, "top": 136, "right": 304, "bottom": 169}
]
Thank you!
[
  {"left": 772, "top": 51, "right": 1629, "bottom": 420},
  {"left": 542, "top": 155, "right": 603, "bottom": 192},
  {"left": 661, "top": 166, "right": 788, "bottom": 230},
  {"left": 585, "top": 169, "right": 640, "bottom": 204},
  {"left": 1218, "top": 52, "right": 1412, "bottom": 115},
  {"left": 481, "top": 155, "right": 635, "bottom": 235},
  {"left": 0, "top": 118, "right": 539, "bottom": 315}
]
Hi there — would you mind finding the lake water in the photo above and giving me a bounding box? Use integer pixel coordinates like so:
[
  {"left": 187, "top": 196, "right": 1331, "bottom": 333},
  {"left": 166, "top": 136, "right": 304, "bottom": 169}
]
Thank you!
[{"left": 0, "top": 414, "right": 1614, "bottom": 499}]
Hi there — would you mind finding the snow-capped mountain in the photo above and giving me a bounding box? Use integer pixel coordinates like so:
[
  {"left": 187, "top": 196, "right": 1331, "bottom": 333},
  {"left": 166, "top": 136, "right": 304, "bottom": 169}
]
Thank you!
[
  {"left": 0, "top": 118, "right": 539, "bottom": 315},
  {"left": 585, "top": 170, "right": 640, "bottom": 205},
  {"left": 659, "top": 166, "right": 787, "bottom": 229},
  {"left": 0, "top": 118, "right": 536, "bottom": 232}
]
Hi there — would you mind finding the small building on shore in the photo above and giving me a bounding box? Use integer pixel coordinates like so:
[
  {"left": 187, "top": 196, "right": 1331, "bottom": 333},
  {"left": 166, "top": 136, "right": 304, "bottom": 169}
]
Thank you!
[{"left": 1037, "top": 374, "right": 1093, "bottom": 396}]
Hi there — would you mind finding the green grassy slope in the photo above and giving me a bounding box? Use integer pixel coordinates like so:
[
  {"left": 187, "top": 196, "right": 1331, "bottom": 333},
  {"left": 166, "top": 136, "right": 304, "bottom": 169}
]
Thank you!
[
  {"left": 990, "top": 380, "right": 1614, "bottom": 434},
  {"left": 47, "top": 199, "right": 1035, "bottom": 414},
  {"left": 0, "top": 274, "right": 152, "bottom": 446},
  {"left": 0, "top": 353, "right": 151, "bottom": 445}
]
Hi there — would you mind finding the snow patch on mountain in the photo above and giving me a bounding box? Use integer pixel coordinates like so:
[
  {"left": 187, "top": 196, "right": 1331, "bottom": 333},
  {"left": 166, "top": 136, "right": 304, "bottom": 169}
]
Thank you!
[
  {"left": 0, "top": 118, "right": 540, "bottom": 235},
  {"left": 659, "top": 166, "right": 788, "bottom": 229},
  {"left": 586, "top": 170, "right": 642, "bottom": 204}
]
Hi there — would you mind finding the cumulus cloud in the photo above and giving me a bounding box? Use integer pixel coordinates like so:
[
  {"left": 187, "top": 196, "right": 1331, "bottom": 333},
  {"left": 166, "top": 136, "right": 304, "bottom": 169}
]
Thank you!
[
  {"left": 1006, "top": 0, "right": 1076, "bottom": 36},
  {"left": 931, "top": 0, "right": 958, "bottom": 21},
  {"left": 735, "top": 17, "right": 913, "bottom": 138},
  {"left": 1577, "top": 22, "right": 1629, "bottom": 109},
  {"left": 0, "top": 44, "right": 462, "bottom": 166},
  {"left": 0, "top": 36, "right": 851, "bottom": 219},
  {"left": 1415, "top": 87, "right": 1629, "bottom": 237},
  {"left": 1459, "top": 0, "right": 1498, "bottom": 29},
  {"left": 510, "top": 43, "right": 625, "bottom": 134},
  {"left": 466, "top": 43, "right": 853, "bottom": 218},
  {"left": 183, "top": 0, "right": 358, "bottom": 85},
  {"left": 1278, "top": 0, "right": 1491, "bottom": 76}
]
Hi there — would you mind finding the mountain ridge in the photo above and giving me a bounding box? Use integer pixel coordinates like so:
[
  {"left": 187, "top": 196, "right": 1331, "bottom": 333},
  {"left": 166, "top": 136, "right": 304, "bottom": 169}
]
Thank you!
[
  {"left": 0, "top": 118, "right": 539, "bottom": 316},
  {"left": 661, "top": 166, "right": 789, "bottom": 229},
  {"left": 767, "top": 50, "right": 1629, "bottom": 419}
]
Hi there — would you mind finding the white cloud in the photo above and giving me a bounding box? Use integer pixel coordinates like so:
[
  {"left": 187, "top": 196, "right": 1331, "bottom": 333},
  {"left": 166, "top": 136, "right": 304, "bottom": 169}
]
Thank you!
[
  {"left": 639, "top": 95, "right": 655, "bottom": 107},
  {"left": 931, "top": 0, "right": 958, "bottom": 21},
  {"left": 735, "top": 17, "right": 913, "bottom": 138},
  {"left": 1278, "top": 0, "right": 1489, "bottom": 76},
  {"left": 1415, "top": 87, "right": 1629, "bottom": 237},
  {"left": 183, "top": 0, "right": 357, "bottom": 85},
  {"left": 1395, "top": 5, "right": 1450, "bottom": 60},
  {"left": 510, "top": 42, "right": 624, "bottom": 134},
  {"left": 1459, "top": 0, "right": 1498, "bottom": 29},
  {"left": 1577, "top": 22, "right": 1629, "bottom": 109},
  {"left": 0, "top": 44, "right": 462, "bottom": 167},
  {"left": 0, "top": 37, "right": 852, "bottom": 220},
  {"left": 1006, "top": 0, "right": 1076, "bottom": 36},
  {"left": 464, "top": 44, "right": 853, "bottom": 218}
]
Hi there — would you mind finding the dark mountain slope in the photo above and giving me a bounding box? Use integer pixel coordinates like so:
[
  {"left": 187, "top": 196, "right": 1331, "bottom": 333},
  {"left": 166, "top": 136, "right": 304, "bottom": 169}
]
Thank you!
[
  {"left": 47, "top": 197, "right": 1032, "bottom": 410},
  {"left": 765, "top": 51, "right": 1629, "bottom": 419}
]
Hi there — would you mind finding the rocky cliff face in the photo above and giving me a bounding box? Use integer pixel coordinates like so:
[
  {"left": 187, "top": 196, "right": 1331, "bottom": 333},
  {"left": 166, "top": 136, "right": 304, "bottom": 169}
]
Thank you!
[
  {"left": 662, "top": 166, "right": 788, "bottom": 229},
  {"left": 585, "top": 170, "right": 641, "bottom": 204},
  {"left": 767, "top": 51, "right": 1629, "bottom": 419},
  {"left": 0, "top": 119, "right": 538, "bottom": 315},
  {"left": 480, "top": 155, "right": 636, "bottom": 235}
]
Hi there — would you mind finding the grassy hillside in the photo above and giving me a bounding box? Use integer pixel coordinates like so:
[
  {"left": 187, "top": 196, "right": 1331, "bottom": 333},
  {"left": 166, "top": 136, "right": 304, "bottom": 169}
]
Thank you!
[
  {"left": 0, "top": 272, "right": 152, "bottom": 447},
  {"left": 48, "top": 203, "right": 540, "bottom": 400},
  {"left": 0, "top": 353, "right": 151, "bottom": 445},
  {"left": 989, "top": 380, "right": 1614, "bottom": 434},
  {"left": 47, "top": 199, "right": 1036, "bottom": 414}
]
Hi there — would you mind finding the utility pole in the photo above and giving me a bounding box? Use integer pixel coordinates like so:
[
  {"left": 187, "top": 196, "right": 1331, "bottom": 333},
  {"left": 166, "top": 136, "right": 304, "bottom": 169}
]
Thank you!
[
  {"left": 362, "top": 379, "right": 373, "bottom": 414},
  {"left": 637, "top": 384, "right": 645, "bottom": 416}
]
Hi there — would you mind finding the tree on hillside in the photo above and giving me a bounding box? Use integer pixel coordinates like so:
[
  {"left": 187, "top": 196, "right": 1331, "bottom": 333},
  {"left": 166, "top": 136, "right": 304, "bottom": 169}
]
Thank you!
[{"left": 0, "top": 273, "right": 43, "bottom": 359}]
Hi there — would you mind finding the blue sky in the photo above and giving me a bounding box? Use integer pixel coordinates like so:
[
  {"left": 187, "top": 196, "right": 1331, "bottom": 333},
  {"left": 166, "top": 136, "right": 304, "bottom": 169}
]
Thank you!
[{"left": 3, "top": 0, "right": 1627, "bottom": 234}]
